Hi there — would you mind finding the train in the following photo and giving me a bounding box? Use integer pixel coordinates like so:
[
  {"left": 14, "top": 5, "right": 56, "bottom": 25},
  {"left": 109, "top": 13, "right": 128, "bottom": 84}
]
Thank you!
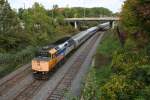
[{"left": 32, "top": 22, "right": 110, "bottom": 79}]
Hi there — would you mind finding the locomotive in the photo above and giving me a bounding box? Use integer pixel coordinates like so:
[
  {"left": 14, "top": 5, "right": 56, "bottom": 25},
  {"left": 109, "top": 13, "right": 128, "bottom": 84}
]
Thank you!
[{"left": 32, "top": 22, "right": 110, "bottom": 79}]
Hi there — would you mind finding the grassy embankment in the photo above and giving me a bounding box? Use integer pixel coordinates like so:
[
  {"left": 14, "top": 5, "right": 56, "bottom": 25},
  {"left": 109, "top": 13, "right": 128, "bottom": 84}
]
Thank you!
[
  {"left": 81, "top": 28, "right": 150, "bottom": 99},
  {"left": 81, "top": 30, "right": 120, "bottom": 100}
]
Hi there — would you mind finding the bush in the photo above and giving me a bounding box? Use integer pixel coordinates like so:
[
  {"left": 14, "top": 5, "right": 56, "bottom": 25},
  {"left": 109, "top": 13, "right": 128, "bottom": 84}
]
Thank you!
[
  {"left": 109, "top": 45, "right": 150, "bottom": 100},
  {"left": 131, "top": 65, "right": 150, "bottom": 85},
  {"left": 0, "top": 46, "right": 37, "bottom": 77},
  {"left": 100, "top": 74, "right": 150, "bottom": 100},
  {"left": 111, "top": 49, "right": 148, "bottom": 75},
  {"left": 0, "top": 46, "right": 37, "bottom": 64},
  {"left": 100, "top": 75, "right": 136, "bottom": 100},
  {"left": 81, "top": 69, "right": 99, "bottom": 100}
]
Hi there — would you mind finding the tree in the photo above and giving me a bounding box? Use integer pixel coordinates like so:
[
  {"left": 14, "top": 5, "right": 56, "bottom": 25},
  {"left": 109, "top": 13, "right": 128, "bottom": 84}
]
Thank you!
[
  {"left": 136, "top": 0, "right": 150, "bottom": 33},
  {"left": 0, "top": 0, "right": 25, "bottom": 51},
  {"left": 18, "top": 8, "right": 25, "bottom": 20},
  {"left": 21, "top": 2, "right": 54, "bottom": 45},
  {"left": 0, "top": 0, "right": 5, "bottom": 7},
  {"left": 0, "top": 0, "right": 20, "bottom": 34},
  {"left": 121, "top": 0, "right": 150, "bottom": 34}
]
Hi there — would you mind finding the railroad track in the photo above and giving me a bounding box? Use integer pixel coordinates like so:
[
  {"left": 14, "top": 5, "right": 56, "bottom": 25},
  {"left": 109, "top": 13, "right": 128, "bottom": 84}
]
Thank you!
[
  {"left": 0, "top": 70, "right": 45, "bottom": 100},
  {"left": 0, "top": 66, "right": 31, "bottom": 96},
  {"left": 13, "top": 80, "right": 44, "bottom": 100},
  {"left": 47, "top": 33, "right": 100, "bottom": 100}
]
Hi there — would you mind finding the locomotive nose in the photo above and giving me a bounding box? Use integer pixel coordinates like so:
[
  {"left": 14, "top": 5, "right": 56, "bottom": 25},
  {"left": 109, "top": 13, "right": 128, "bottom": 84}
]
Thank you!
[{"left": 32, "top": 58, "right": 50, "bottom": 72}]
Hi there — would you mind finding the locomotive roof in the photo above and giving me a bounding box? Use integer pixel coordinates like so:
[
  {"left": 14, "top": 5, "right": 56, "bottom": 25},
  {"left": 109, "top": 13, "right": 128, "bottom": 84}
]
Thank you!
[{"left": 49, "top": 48, "right": 57, "bottom": 54}]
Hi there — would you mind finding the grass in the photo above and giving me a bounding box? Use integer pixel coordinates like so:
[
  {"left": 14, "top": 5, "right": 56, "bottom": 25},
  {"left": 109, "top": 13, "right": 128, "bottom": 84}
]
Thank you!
[
  {"left": 81, "top": 30, "right": 121, "bottom": 99},
  {"left": 94, "top": 30, "right": 120, "bottom": 85},
  {"left": 97, "top": 30, "right": 120, "bottom": 56}
]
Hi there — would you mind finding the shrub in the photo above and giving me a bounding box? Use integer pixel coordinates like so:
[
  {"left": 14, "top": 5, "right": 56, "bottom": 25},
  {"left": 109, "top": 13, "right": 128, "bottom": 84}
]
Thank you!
[
  {"left": 81, "top": 69, "right": 100, "bottom": 100},
  {"left": 131, "top": 65, "right": 150, "bottom": 85},
  {"left": 97, "top": 30, "right": 120, "bottom": 56},
  {"left": 0, "top": 46, "right": 37, "bottom": 77},
  {"left": 111, "top": 49, "right": 148, "bottom": 75},
  {"left": 100, "top": 75, "right": 136, "bottom": 100}
]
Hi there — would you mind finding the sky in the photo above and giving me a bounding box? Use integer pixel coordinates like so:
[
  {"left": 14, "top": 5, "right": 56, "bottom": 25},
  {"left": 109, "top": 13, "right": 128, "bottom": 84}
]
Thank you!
[{"left": 8, "top": 0, "right": 126, "bottom": 13}]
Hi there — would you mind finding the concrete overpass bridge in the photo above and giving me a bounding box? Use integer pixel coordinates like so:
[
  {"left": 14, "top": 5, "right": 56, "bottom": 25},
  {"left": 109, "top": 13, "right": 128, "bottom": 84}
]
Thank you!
[{"left": 64, "top": 17, "right": 120, "bottom": 29}]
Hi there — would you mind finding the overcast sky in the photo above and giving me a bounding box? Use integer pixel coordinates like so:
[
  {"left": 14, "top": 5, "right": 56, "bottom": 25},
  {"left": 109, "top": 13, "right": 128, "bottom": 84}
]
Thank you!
[{"left": 8, "top": 0, "right": 125, "bottom": 12}]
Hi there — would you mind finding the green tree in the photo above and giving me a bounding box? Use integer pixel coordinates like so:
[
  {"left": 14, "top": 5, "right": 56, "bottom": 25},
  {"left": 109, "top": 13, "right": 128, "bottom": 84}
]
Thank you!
[
  {"left": 18, "top": 8, "right": 25, "bottom": 20},
  {"left": 21, "top": 2, "right": 53, "bottom": 45},
  {"left": 0, "top": 0, "right": 27, "bottom": 51},
  {"left": 0, "top": 0, "right": 20, "bottom": 34},
  {"left": 121, "top": 0, "right": 150, "bottom": 34},
  {"left": 61, "top": 7, "right": 112, "bottom": 18}
]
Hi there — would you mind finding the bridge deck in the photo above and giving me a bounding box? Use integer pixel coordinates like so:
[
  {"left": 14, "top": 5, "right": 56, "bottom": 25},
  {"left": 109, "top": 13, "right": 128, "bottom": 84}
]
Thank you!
[{"left": 64, "top": 17, "right": 119, "bottom": 22}]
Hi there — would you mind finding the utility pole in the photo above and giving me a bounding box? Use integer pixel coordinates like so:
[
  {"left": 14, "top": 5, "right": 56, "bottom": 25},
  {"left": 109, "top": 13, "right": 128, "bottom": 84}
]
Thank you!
[
  {"left": 84, "top": 7, "right": 86, "bottom": 18},
  {"left": 83, "top": 0, "right": 86, "bottom": 18},
  {"left": 52, "top": 9, "right": 54, "bottom": 19},
  {"left": 23, "top": 2, "right": 25, "bottom": 9}
]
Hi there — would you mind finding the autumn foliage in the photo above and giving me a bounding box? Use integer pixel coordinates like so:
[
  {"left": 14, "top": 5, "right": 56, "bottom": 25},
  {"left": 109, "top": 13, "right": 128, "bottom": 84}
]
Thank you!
[
  {"left": 121, "top": 0, "right": 150, "bottom": 34},
  {"left": 99, "top": 0, "right": 150, "bottom": 99}
]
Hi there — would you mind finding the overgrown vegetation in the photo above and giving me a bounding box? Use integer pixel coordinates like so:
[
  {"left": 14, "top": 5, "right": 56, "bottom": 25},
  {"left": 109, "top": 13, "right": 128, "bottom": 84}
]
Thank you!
[
  {"left": 81, "top": 30, "right": 120, "bottom": 100},
  {"left": 82, "top": 0, "right": 150, "bottom": 99}
]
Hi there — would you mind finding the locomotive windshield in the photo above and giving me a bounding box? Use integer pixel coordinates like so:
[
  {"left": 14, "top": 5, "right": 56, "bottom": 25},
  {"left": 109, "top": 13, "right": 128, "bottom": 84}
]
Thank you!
[{"left": 37, "top": 51, "right": 51, "bottom": 58}]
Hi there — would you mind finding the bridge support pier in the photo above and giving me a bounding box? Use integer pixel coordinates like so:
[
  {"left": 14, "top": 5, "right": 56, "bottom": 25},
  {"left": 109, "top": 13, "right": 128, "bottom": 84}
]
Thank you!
[
  {"left": 110, "top": 21, "right": 115, "bottom": 29},
  {"left": 74, "top": 21, "right": 78, "bottom": 29}
]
